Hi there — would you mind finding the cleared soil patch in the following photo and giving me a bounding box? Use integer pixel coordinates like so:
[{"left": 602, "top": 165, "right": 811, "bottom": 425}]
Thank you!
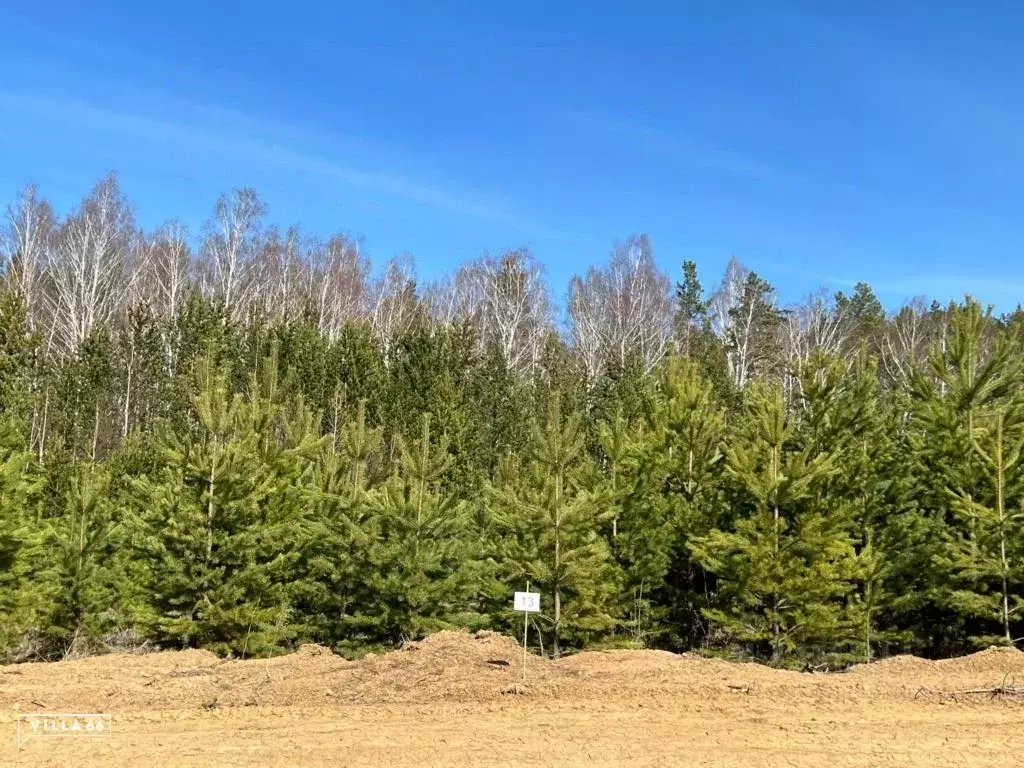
[{"left": 3, "top": 632, "right": 1024, "bottom": 766}]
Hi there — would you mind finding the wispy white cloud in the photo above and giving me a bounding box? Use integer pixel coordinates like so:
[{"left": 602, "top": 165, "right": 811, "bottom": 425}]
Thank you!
[{"left": 0, "top": 88, "right": 585, "bottom": 243}]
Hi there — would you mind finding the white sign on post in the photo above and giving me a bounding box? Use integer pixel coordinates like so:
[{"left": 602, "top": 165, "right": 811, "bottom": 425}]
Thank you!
[
  {"left": 514, "top": 586, "right": 541, "bottom": 683},
  {"left": 514, "top": 591, "right": 540, "bottom": 613}
]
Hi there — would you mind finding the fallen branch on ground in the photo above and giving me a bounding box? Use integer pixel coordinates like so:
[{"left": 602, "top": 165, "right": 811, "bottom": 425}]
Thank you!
[{"left": 917, "top": 674, "right": 1024, "bottom": 702}]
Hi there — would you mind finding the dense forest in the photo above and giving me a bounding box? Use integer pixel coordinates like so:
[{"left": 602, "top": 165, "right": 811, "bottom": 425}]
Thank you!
[{"left": 2, "top": 172, "right": 1024, "bottom": 668}]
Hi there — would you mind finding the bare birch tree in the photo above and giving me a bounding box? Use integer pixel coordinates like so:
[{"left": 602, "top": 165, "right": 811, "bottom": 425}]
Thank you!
[
  {"left": 3, "top": 185, "right": 57, "bottom": 462},
  {"left": 47, "top": 173, "right": 133, "bottom": 356},
  {"left": 139, "top": 221, "right": 192, "bottom": 321},
  {"left": 252, "top": 225, "right": 306, "bottom": 321},
  {"left": 567, "top": 272, "right": 605, "bottom": 379},
  {"left": 422, "top": 273, "right": 462, "bottom": 326},
  {"left": 199, "top": 188, "right": 266, "bottom": 320},
  {"left": 423, "top": 268, "right": 481, "bottom": 327},
  {"left": 782, "top": 291, "right": 852, "bottom": 401},
  {"left": 308, "top": 234, "right": 370, "bottom": 339},
  {"left": 367, "top": 254, "right": 418, "bottom": 359},
  {"left": 784, "top": 291, "right": 851, "bottom": 368},
  {"left": 881, "top": 297, "right": 938, "bottom": 385},
  {"left": 450, "top": 249, "right": 553, "bottom": 377},
  {"left": 708, "top": 257, "right": 748, "bottom": 345},
  {"left": 568, "top": 234, "right": 671, "bottom": 378},
  {"left": 2, "top": 184, "right": 55, "bottom": 332},
  {"left": 132, "top": 220, "right": 194, "bottom": 379}
]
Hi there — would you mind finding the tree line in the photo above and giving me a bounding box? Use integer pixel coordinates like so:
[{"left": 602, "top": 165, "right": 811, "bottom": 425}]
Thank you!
[{"left": 1, "top": 173, "right": 1023, "bottom": 667}]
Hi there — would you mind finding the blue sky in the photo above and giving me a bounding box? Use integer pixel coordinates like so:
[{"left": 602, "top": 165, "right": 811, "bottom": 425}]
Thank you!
[{"left": 2, "top": 1, "right": 1024, "bottom": 311}]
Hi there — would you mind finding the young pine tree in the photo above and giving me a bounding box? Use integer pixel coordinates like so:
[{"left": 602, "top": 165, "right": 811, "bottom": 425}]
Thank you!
[
  {"left": 596, "top": 407, "right": 633, "bottom": 543},
  {"left": 46, "top": 466, "right": 121, "bottom": 656},
  {"left": 617, "top": 356, "right": 726, "bottom": 649},
  {"left": 363, "top": 413, "right": 479, "bottom": 642},
  {"left": 129, "top": 359, "right": 316, "bottom": 656},
  {"left": 911, "top": 298, "right": 1020, "bottom": 651},
  {"left": 0, "top": 419, "right": 44, "bottom": 660},
  {"left": 0, "top": 291, "right": 39, "bottom": 427},
  {"left": 692, "top": 381, "right": 855, "bottom": 665},
  {"left": 674, "top": 259, "right": 710, "bottom": 358},
  {"left": 295, "top": 400, "right": 386, "bottom": 652},
  {"left": 834, "top": 360, "right": 920, "bottom": 661},
  {"left": 798, "top": 352, "right": 923, "bottom": 663},
  {"left": 946, "top": 404, "right": 1024, "bottom": 645},
  {"left": 489, "top": 397, "right": 619, "bottom": 656}
]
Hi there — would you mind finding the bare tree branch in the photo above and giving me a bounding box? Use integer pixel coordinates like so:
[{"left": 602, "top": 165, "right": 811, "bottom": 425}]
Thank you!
[
  {"left": 308, "top": 234, "right": 369, "bottom": 339},
  {"left": 367, "top": 254, "right": 418, "bottom": 359},
  {"left": 2, "top": 184, "right": 55, "bottom": 332},
  {"left": 47, "top": 173, "right": 134, "bottom": 356},
  {"left": 199, "top": 188, "right": 266, "bottom": 321},
  {"left": 568, "top": 234, "right": 672, "bottom": 379}
]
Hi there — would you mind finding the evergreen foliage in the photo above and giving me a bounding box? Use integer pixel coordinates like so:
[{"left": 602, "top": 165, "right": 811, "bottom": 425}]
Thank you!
[
  {"left": 489, "top": 397, "right": 619, "bottom": 656},
  {"left": 691, "top": 379, "right": 854, "bottom": 665},
  {"left": 4, "top": 187, "right": 1024, "bottom": 666}
]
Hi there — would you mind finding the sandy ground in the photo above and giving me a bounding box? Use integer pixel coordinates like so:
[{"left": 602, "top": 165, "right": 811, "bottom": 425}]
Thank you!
[{"left": 3, "top": 631, "right": 1024, "bottom": 767}]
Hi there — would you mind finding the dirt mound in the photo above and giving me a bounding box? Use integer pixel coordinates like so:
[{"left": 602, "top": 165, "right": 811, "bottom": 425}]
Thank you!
[
  {"left": 850, "top": 647, "right": 1024, "bottom": 680},
  {"left": 8, "top": 635, "right": 1024, "bottom": 767},
  {"left": 295, "top": 643, "right": 332, "bottom": 657},
  {"left": 935, "top": 645, "right": 1024, "bottom": 675},
  {"left": 848, "top": 654, "right": 934, "bottom": 676},
  {"left": 15, "top": 647, "right": 221, "bottom": 672},
  {"left": 0, "top": 633, "right": 833, "bottom": 712},
  {"left": 7, "top": 633, "right": 1024, "bottom": 714},
  {"left": 320, "top": 630, "right": 567, "bottom": 704},
  {"left": 409, "top": 629, "right": 525, "bottom": 659},
  {"left": 558, "top": 648, "right": 779, "bottom": 676},
  {"left": 552, "top": 648, "right": 808, "bottom": 705},
  {"left": 238, "top": 642, "right": 348, "bottom": 670},
  {"left": 558, "top": 648, "right": 681, "bottom": 671},
  {"left": 555, "top": 649, "right": 698, "bottom": 696}
]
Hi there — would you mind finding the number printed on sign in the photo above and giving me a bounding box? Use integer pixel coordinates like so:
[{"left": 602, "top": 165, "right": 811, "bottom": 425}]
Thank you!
[{"left": 514, "top": 591, "right": 540, "bottom": 612}]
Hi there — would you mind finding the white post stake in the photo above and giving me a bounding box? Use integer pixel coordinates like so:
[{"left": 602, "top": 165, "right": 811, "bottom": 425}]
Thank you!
[
  {"left": 523, "top": 580, "right": 529, "bottom": 683},
  {"left": 513, "top": 584, "right": 540, "bottom": 685}
]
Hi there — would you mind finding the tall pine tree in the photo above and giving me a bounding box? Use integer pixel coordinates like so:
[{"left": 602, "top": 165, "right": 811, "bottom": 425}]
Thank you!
[
  {"left": 692, "top": 380, "right": 855, "bottom": 665},
  {"left": 489, "top": 397, "right": 619, "bottom": 656}
]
